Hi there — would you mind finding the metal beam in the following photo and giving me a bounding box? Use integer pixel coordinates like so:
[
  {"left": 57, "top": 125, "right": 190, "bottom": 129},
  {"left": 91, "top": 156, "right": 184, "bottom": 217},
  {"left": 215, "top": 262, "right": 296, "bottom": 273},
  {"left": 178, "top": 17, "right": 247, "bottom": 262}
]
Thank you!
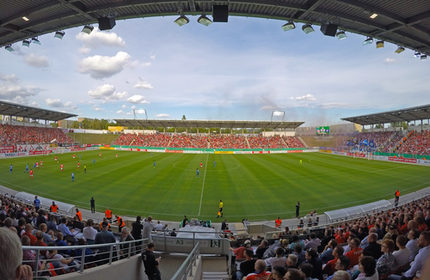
[{"left": 57, "top": 0, "right": 96, "bottom": 20}]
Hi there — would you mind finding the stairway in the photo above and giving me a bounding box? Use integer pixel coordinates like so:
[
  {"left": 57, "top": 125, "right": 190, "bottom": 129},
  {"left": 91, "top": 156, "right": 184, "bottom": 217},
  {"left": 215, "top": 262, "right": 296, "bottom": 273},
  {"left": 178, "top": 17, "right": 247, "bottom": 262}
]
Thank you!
[
  {"left": 245, "top": 136, "right": 251, "bottom": 149},
  {"left": 202, "top": 272, "right": 230, "bottom": 280},
  {"left": 298, "top": 136, "right": 308, "bottom": 148}
]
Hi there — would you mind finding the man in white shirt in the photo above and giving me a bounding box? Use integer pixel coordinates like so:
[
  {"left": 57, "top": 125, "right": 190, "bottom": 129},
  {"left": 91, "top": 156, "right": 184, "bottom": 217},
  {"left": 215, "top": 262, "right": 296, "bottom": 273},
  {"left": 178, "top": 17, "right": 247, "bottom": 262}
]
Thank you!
[{"left": 82, "top": 219, "right": 98, "bottom": 244}]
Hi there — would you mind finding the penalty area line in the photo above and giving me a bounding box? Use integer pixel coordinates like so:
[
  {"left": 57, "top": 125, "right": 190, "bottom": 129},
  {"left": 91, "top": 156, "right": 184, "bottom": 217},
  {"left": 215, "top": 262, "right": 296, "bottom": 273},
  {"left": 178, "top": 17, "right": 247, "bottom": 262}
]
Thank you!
[{"left": 197, "top": 153, "right": 209, "bottom": 217}]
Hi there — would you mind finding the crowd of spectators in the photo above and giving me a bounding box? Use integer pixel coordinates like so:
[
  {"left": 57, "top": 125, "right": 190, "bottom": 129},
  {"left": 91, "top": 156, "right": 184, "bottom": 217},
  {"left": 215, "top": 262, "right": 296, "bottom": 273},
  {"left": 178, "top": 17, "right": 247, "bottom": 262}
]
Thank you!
[
  {"left": 345, "top": 132, "right": 396, "bottom": 153},
  {"left": 113, "top": 133, "right": 305, "bottom": 149},
  {"left": 232, "top": 197, "right": 430, "bottom": 280},
  {"left": 395, "top": 131, "right": 430, "bottom": 156},
  {"left": 0, "top": 124, "right": 72, "bottom": 146},
  {"left": 0, "top": 194, "right": 140, "bottom": 278}
]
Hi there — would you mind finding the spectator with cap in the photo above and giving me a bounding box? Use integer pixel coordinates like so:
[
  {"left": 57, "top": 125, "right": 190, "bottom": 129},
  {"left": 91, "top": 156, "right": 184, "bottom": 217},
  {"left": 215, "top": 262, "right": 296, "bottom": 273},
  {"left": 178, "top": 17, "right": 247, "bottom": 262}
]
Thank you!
[{"left": 232, "top": 239, "right": 251, "bottom": 261}]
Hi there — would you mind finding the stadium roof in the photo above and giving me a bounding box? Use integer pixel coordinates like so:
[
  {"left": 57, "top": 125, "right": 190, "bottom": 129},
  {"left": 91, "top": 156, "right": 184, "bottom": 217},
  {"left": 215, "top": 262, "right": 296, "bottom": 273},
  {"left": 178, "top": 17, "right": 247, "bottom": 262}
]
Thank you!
[
  {"left": 114, "top": 119, "right": 304, "bottom": 129},
  {"left": 342, "top": 104, "right": 430, "bottom": 125},
  {"left": 1, "top": 1, "right": 430, "bottom": 55},
  {"left": 0, "top": 100, "right": 77, "bottom": 121}
]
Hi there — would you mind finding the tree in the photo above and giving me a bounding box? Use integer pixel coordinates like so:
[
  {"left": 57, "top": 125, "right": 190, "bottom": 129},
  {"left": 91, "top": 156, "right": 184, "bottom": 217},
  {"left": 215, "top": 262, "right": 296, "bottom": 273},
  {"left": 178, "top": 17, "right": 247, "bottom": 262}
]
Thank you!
[{"left": 182, "top": 115, "right": 186, "bottom": 120}]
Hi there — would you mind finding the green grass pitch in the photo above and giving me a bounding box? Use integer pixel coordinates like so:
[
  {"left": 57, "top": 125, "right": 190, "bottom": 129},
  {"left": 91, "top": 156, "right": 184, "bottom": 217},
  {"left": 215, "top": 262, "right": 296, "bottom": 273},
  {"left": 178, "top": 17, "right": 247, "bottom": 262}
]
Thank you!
[{"left": 1, "top": 150, "right": 429, "bottom": 222}]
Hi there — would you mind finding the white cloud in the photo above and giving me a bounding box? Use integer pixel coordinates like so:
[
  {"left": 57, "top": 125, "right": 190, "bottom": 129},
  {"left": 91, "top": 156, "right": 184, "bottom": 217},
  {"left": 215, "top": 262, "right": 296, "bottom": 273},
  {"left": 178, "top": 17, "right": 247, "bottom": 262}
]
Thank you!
[
  {"left": 24, "top": 53, "right": 49, "bottom": 68},
  {"left": 79, "top": 51, "right": 131, "bottom": 79},
  {"left": 290, "top": 94, "right": 317, "bottom": 101},
  {"left": 135, "top": 109, "right": 147, "bottom": 114},
  {"left": 88, "top": 84, "right": 127, "bottom": 101},
  {"left": 260, "top": 105, "right": 281, "bottom": 111},
  {"left": 116, "top": 110, "right": 123, "bottom": 114},
  {"left": 121, "top": 104, "right": 127, "bottom": 109},
  {"left": 150, "top": 55, "right": 156, "bottom": 60},
  {"left": 134, "top": 79, "right": 153, "bottom": 89},
  {"left": 46, "top": 98, "right": 63, "bottom": 107},
  {"left": 127, "top": 94, "right": 149, "bottom": 104},
  {"left": 384, "top": 58, "right": 396, "bottom": 63},
  {"left": 93, "top": 106, "right": 103, "bottom": 111},
  {"left": 0, "top": 74, "right": 41, "bottom": 104},
  {"left": 76, "top": 28, "right": 125, "bottom": 50},
  {"left": 79, "top": 47, "right": 91, "bottom": 54},
  {"left": 156, "top": 113, "right": 170, "bottom": 118},
  {"left": 131, "top": 105, "right": 136, "bottom": 109}
]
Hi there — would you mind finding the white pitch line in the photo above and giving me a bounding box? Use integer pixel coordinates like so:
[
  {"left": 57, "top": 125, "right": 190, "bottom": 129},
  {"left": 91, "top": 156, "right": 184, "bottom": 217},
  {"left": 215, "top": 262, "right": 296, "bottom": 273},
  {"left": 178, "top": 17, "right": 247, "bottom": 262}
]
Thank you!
[{"left": 198, "top": 153, "right": 209, "bottom": 216}]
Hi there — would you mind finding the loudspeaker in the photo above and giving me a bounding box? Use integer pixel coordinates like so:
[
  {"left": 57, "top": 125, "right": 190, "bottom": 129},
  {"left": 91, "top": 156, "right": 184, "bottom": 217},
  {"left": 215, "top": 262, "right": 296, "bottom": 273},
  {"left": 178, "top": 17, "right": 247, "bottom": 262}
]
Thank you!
[
  {"left": 213, "top": 5, "right": 228, "bottom": 22},
  {"left": 320, "top": 24, "right": 338, "bottom": 37},
  {"left": 98, "top": 17, "right": 116, "bottom": 30}
]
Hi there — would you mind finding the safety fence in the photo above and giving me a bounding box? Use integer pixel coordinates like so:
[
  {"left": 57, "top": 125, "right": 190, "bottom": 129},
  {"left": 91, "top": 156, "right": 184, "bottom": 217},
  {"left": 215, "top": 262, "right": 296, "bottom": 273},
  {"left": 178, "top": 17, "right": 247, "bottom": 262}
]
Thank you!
[
  {"left": 170, "top": 242, "right": 200, "bottom": 280},
  {"left": 22, "top": 238, "right": 148, "bottom": 278}
]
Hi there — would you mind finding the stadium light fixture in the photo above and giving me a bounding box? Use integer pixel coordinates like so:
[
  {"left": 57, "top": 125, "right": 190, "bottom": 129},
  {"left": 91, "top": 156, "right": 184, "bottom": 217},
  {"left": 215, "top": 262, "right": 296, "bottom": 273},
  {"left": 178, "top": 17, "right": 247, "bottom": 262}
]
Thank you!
[
  {"left": 81, "top": 25, "right": 94, "bottom": 34},
  {"left": 22, "top": 39, "right": 31, "bottom": 47},
  {"left": 421, "top": 54, "right": 427, "bottom": 60},
  {"left": 174, "top": 15, "right": 189, "bottom": 26},
  {"left": 5, "top": 45, "right": 14, "bottom": 52},
  {"left": 363, "top": 37, "right": 373, "bottom": 45},
  {"left": 395, "top": 46, "right": 405, "bottom": 54},
  {"left": 376, "top": 40, "right": 384, "bottom": 48},
  {"left": 198, "top": 15, "right": 212, "bottom": 26},
  {"left": 282, "top": 20, "right": 295, "bottom": 31},
  {"left": 302, "top": 23, "right": 314, "bottom": 34},
  {"left": 414, "top": 51, "right": 421, "bottom": 58},
  {"left": 336, "top": 30, "right": 347, "bottom": 40},
  {"left": 370, "top": 13, "right": 378, "bottom": 19},
  {"left": 31, "top": 37, "right": 41, "bottom": 45},
  {"left": 22, "top": 16, "right": 30, "bottom": 22},
  {"left": 54, "top": 31, "right": 65, "bottom": 39}
]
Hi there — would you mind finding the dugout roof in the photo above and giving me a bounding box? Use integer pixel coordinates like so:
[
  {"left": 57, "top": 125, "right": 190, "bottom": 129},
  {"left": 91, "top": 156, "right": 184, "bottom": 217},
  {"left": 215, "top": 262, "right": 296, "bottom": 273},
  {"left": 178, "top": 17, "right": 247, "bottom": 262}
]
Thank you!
[
  {"left": 0, "top": 100, "right": 77, "bottom": 121},
  {"left": 341, "top": 104, "right": 430, "bottom": 125},
  {"left": 115, "top": 119, "right": 304, "bottom": 129},
  {"left": 1, "top": 1, "right": 430, "bottom": 56}
]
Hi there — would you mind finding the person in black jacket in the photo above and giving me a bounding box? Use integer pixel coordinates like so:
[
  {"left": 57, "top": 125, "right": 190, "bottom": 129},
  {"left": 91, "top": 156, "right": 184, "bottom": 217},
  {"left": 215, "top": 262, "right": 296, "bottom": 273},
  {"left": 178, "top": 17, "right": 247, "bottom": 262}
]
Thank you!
[
  {"left": 131, "top": 216, "right": 143, "bottom": 240},
  {"left": 142, "top": 243, "right": 161, "bottom": 280}
]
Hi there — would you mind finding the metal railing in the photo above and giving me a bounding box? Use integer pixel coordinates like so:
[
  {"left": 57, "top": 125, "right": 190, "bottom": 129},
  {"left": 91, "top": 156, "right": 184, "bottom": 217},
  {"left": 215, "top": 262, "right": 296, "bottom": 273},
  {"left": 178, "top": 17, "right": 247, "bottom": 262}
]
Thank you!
[
  {"left": 170, "top": 242, "right": 200, "bottom": 280},
  {"left": 22, "top": 238, "right": 148, "bottom": 277}
]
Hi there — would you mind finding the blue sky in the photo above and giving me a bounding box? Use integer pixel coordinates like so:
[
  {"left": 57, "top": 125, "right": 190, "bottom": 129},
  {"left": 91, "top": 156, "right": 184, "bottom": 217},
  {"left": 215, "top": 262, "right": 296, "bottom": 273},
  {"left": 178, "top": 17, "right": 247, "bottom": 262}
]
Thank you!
[{"left": 1, "top": 16, "right": 429, "bottom": 126}]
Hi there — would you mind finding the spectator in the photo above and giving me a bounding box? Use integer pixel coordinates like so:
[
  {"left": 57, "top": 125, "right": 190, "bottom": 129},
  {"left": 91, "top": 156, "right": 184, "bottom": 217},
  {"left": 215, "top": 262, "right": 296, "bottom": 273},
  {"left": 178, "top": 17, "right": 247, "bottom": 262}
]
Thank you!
[
  {"left": 320, "top": 239, "right": 337, "bottom": 264},
  {"left": 271, "top": 266, "right": 287, "bottom": 280},
  {"left": 245, "top": 259, "right": 271, "bottom": 280},
  {"left": 232, "top": 239, "right": 251, "bottom": 261},
  {"left": 131, "top": 216, "right": 143, "bottom": 240},
  {"left": 362, "top": 233, "right": 381, "bottom": 260},
  {"left": 237, "top": 248, "right": 256, "bottom": 280},
  {"left": 300, "top": 263, "right": 318, "bottom": 280},
  {"left": 305, "top": 233, "right": 321, "bottom": 252},
  {"left": 256, "top": 239, "right": 269, "bottom": 259},
  {"left": 345, "top": 238, "right": 362, "bottom": 267},
  {"left": 95, "top": 221, "right": 116, "bottom": 265},
  {"left": 285, "top": 268, "right": 306, "bottom": 280},
  {"left": 376, "top": 239, "right": 396, "bottom": 276},
  {"left": 120, "top": 227, "right": 135, "bottom": 258},
  {"left": 266, "top": 247, "right": 287, "bottom": 269},
  {"left": 356, "top": 256, "right": 378, "bottom": 280},
  {"left": 304, "top": 249, "right": 322, "bottom": 280},
  {"left": 326, "top": 255, "right": 350, "bottom": 280},
  {"left": 392, "top": 235, "right": 411, "bottom": 272},
  {"left": 142, "top": 242, "right": 161, "bottom": 280},
  {"left": 406, "top": 229, "right": 420, "bottom": 261},
  {"left": 83, "top": 219, "right": 97, "bottom": 245},
  {"left": 143, "top": 216, "right": 154, "bottom": 241},
  {"left": 0, "top": 227, "right": 33, "bottom": 280}
]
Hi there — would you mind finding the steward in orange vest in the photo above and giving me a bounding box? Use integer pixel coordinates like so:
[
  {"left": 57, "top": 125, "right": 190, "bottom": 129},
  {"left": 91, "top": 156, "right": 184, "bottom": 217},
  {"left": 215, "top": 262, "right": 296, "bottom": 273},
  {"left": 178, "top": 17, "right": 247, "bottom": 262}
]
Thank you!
[
  {"left": 76, "top": 209, "right": 82, "bottom": 221},
  {"left": 275, "top": 217, "right": 282, "bottom": 228},
  {"left": 116, "top": 215, "right": 125, "bottom": 233},
  {"left": 50, "top": 202, "right": 58, "bottom": 213},
  {"left": 105, "top": 208, "right": 112, "bottom": 221}
]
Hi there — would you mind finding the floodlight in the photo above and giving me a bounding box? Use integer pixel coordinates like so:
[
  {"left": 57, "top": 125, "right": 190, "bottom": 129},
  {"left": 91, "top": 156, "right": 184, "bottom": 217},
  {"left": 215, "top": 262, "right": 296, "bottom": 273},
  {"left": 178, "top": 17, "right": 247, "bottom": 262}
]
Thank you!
[
  {"left": 22, "top": 39, "right": 30, "bottom": 47},
  {"left": 81, "top": 25, "right": 94, "bottom": 34},
  {"left": 363, "top": 37, "right": 373, "bottom": 45},
  {"left": 395, "top": 46, "right": 405, "bottom": 54},
  {"left": 302, "top": 23, "right": 314, "bottom": 34},
  {"left": 174, "top": 15, "right": 189, "bottom": 26},
  {"left": 376, "top": 40, "right": 384, "bottom": 48},
  {"left": 282, "top": 20, "right": 295, "bottom": 31},
  {"left": 414, "top": 52, "right": 421, "bottom": 58},
  {"left": 54, "top": 31, "right": 65, "bottom": 39},
  {"left": 198, "top": 15, "right": 212, "bottom": 26},
  {"left": 31, "top": 37, "right": 41, "bottom": 45},
  {"left": 370, "top": 13, "right": 378, "bottom": 19},
  {"left": 421, "top": 54, "right": 427, "bottom": 60},
  {"left": 22, "top": 16, "right": 30, "bottom": 22},
  {"left": 336, "top": 30, "right": 347, "bottom": 40},
  {"left": 5, "top": 45, "right": 14, "bottom": 52}
]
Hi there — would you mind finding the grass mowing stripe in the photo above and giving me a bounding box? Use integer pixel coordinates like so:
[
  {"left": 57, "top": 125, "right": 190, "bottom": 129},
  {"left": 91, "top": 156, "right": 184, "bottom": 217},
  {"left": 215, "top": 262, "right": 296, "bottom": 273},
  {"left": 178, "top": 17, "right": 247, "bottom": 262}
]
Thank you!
[{"left": 198, "top": 153, "right": 209, "bottom": 216}]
